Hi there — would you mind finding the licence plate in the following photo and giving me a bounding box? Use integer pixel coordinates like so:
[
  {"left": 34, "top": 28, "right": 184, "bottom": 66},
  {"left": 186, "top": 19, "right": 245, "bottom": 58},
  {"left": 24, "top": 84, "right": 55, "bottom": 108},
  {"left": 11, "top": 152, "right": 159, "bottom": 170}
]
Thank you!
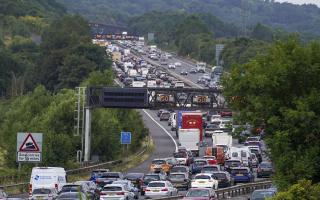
[
  {"left": 153, "top": 190, "right": 159, "bottom": 192},
  {"left": 36, "top": 197, "right": 43, "bottom": 200},
  {"left": 199, "top": 181, "right": 205, "bottom": 183},
  {"left": 236, "top": 174, "right": 243, "bottom": 176}
]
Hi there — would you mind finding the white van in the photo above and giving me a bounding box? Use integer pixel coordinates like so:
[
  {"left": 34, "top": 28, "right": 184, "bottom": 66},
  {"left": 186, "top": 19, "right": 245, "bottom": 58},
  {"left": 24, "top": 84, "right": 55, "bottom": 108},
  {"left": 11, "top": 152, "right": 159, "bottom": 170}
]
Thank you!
[
  {"left": 29, "top": 167, "right": 67, "bottom": 195},
  {"left": 175, "top": 81, "right": 184, "bottom": 88},
  {"left": 169, "top": 113, "right": 177, "bottom": 130}
]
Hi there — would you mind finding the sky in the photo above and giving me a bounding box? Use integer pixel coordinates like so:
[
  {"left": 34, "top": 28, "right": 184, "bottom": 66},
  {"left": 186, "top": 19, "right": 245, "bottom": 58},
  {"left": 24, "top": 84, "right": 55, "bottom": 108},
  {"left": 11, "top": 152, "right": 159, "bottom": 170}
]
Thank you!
[{"left": 276, "top": 0, "right": 320, "bottom": 6}]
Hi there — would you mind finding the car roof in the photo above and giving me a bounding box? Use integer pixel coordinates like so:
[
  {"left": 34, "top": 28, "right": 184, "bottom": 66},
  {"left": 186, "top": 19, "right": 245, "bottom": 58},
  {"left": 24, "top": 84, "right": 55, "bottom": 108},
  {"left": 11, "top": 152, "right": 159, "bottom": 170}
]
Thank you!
[{"left": 231, "top": 167, "right": 250, "bottom": 170}]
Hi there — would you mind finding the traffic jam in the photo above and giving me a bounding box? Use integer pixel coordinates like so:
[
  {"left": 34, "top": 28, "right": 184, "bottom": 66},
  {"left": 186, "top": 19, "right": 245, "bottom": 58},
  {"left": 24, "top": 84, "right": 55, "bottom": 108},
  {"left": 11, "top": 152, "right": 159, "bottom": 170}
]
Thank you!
[{"left": 15, "top": 40, "right": 276, "bottom": 200}]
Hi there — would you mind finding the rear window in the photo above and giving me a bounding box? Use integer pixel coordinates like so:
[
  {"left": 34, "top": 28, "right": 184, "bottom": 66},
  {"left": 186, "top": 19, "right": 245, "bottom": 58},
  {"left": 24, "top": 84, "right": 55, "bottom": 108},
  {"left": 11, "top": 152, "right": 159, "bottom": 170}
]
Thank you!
[
  {"left": 232, "top": 152, "right": 239, "bottom": 157},
  {"left": 194, "top": 160, "right": 207, "bottom": 165},
  {"left": 195, "top": 175, "right": 210, "bottom": 179},
  {"left": 170, "top": 174, "right": 186, "bottom": 179},
  {"left": 125, "top": 173, "right": 144, "bottom": 180},
  {"left": 152, "top": 160, "right": 166, "bottom": 165},
  {"left": 260, "top": 163, "right": 272, "bottom": 168},
  {"left": 173, "top": 152, "right": 187, "bottom": 158},
  {"left": 171, "top": 167, "right": 187, "bottom": 173},
  {"left": 144, "top": 175, "right": 160, "bottom": 181},
  {"left": 225, "top": 160, "right": 241, "bottom": 166},
  {"left": 148, "top": 182, "right": 165, "bottom": 187},
  {"left": 61, "top": 186, "right": 79, "bottom": 192},
  {"left": 101, "top": 173, "right": 120, "bottom": 178},
  {"left": 58, "top": 193, "right": 80, "bottom": 199},
  {"left": 103, "top": 186, "right": 122, "bottom": 191},
  {"left": 231, "top": 169, "right": 249, "bottom": 174},
  {"left": 202, "top": 166, "right": 218, "bottom": 172},
  {"left": 186, "top": 190, "right": 209, "bottom": 197},
  {"left": 212, "top": 173, "right": 227, "bottom": 180},
  {"left": 32, "top": 188, "right": 52, "bottom": 195},
  {"left": 247, "top": 141, "right": 260, "bottom": 146},
  {"left": 161, "top": 113, "right": 170, "bottom": 117}
]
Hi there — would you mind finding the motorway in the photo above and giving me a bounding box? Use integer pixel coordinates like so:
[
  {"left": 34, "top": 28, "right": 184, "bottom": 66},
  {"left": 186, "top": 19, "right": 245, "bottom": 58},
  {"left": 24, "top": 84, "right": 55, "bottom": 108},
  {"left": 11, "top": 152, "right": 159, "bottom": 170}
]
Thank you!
[{"left": 114, "top": 44, "right": 267, "bottom": 199}]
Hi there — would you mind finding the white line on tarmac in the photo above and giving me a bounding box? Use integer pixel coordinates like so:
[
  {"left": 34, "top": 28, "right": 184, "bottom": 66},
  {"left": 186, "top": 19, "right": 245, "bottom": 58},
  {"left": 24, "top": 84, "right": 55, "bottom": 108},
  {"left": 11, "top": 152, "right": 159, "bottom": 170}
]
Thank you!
[{"left": 142, "top": 109, "right": 178, "bottom": 152}]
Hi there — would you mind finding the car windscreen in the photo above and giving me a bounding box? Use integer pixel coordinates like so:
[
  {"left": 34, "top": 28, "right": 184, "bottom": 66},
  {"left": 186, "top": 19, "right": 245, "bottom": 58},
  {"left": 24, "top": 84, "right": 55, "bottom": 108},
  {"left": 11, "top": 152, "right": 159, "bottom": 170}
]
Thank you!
[
  {"left": 144, "top": 175, "right": 160, "bottom": 181},
  {"left": 32, "top": 188, "right": 52, "bottom": 195},
  {"left": 148, "top": 182, "right": 165, "bottom": 187},
  {"left": 195, "top": 175, "right": 210, "bottom": 179},
  {"left": 103, "top": 186, "right": 122, "bottom": 191},
  {"left": 231, "top": 169, "right": 248, "bottom": 174},
  {"left": 186, "top": 190, "right": 209, "bottom": 197},
  {"left": 194, "top": 161, "right": 207, "bottom": 165},
  {"left": 101, "top": 173, "right": 120, "bottom": 178},
  {"left": 152, "top": 160, "right": 166, "bottom": 165},
  {"left": 170, "top": 174, "right": 186, "bottom": 179},
  {"left": 171, "top": 167, "right": 187, "bottom": 173}
]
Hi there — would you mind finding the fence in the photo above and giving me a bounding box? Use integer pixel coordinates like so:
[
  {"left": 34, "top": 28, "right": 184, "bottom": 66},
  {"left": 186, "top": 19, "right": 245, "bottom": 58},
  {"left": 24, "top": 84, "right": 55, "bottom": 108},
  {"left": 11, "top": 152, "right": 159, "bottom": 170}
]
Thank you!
[
  {"left": 152, "top": 180, "right": 273, "bottom": 200},
  {"left": 0, "top": 144, "right": 149, "bottom": 195}
]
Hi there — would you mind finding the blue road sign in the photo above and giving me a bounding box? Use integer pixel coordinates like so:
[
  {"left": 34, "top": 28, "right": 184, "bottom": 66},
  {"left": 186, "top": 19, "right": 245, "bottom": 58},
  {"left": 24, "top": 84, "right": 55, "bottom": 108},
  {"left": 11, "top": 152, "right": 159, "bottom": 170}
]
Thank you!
[{"left": 121, "top": 132, "right": 131, "bottom": 144}]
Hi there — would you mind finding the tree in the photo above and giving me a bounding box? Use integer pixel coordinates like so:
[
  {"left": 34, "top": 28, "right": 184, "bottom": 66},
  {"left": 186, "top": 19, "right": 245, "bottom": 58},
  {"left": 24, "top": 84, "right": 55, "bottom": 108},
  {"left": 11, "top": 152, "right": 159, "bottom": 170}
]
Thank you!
[
  {"left": 272, "top": 180, "right": 320, "bottom": 200},
  {"left": 223, "top": 37, "right": 320, "bottom": 189},
  {"left": 251, "top": 23, "right": 274, "bottom": 42}
]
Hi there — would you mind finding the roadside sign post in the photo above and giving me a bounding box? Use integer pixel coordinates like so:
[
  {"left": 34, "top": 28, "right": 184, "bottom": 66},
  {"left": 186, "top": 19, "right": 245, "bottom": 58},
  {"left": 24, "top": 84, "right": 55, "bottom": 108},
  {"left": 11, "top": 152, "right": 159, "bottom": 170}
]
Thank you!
[
  {"left": 16, "top": 132, "right": 43, "bottom": 170},
  {"left": 121, "top": 132, "right": 131, "bottom": 161}
]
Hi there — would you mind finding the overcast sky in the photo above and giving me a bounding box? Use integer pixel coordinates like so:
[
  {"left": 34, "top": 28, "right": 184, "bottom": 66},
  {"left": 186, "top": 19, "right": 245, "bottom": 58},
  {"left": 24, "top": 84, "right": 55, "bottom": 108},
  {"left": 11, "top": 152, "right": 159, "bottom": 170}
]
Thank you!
[{"left": 276, "top": 0, "right": 320, "bottom": 6}]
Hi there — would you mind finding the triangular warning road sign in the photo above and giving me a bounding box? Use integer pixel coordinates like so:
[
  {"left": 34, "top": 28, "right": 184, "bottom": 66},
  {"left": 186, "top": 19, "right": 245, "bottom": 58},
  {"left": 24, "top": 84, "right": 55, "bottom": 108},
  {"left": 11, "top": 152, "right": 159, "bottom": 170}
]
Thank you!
[{"left": 19, "top": 133, "right": 39, "bottom": 152}]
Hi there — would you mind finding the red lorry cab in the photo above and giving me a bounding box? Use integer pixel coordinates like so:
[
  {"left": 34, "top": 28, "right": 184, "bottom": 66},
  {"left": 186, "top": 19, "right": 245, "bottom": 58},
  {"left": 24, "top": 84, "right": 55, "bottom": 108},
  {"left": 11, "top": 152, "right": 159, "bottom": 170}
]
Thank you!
[{"left": 181, "top": 112, "right": 203, "bottom": 141}]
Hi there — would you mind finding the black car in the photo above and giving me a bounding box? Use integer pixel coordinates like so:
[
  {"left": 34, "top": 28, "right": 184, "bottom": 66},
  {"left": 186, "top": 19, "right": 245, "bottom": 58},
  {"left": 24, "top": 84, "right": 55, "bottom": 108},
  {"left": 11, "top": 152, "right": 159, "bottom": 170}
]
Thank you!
[
  {"left": 224, "top": 160, "right": 242, "bottom": 173},
  {"left": 95, "top": 172, "right": 124, "bottom": 187},
  {"left": 124, "top": 173, "right": 144, "bottom": 190},
  {"left": 212, "top": 171, "right": 234, "bottom": 188},
  {"left": 204, "top": 124, "right": 220, "bottom": 137}
]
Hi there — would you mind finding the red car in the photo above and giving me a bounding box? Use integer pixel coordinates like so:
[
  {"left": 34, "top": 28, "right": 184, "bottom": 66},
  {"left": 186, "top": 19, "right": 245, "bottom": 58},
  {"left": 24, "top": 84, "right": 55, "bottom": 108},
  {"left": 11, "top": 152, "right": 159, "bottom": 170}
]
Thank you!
[
  {"left": 183, "top": 188, "right": 217, "bottom": 200},
  {"left": 220, "top": 110, "right": 232, "bottom": 117},
  {"left": 203, "top": 156, "right": 218, "bottom": 165}
]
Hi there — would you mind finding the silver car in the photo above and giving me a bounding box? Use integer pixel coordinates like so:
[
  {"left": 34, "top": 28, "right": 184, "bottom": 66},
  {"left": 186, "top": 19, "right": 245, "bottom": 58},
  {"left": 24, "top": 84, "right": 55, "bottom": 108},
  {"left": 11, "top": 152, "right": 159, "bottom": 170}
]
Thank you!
[{"left": 29, "top": 188, "right": 58, "bottom": 200}]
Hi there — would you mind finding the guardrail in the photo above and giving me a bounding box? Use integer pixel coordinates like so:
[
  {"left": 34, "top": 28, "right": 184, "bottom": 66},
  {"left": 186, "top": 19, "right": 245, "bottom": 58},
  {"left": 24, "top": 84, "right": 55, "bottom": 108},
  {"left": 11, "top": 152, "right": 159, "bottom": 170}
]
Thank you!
[
  {"left": 153, "top": 180, "right": 273, "bottom": 200},
  {"left": 0, "top": 145, "right": 149, "bottom": 195}
]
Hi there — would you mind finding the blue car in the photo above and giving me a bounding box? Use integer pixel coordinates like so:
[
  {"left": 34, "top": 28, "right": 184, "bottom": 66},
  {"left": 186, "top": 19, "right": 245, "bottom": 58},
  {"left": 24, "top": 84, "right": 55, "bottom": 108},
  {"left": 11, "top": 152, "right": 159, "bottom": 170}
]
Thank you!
[
  {"left": 230, "top": 167, "right": 254, "bottom": 183},
  {"left": 191, "top": 159, "right": 208, "bottom": 174}
]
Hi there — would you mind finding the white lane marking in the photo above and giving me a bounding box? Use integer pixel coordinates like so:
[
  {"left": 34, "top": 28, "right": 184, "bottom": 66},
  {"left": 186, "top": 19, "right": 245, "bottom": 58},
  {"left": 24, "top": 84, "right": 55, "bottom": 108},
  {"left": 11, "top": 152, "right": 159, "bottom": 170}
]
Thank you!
[{"left": 142, "top": 109, "right": 178, "bottom": 152}]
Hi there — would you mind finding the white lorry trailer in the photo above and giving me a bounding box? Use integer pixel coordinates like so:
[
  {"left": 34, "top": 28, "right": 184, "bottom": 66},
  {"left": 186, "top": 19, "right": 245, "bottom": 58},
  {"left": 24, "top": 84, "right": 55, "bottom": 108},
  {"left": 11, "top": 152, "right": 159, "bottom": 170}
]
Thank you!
[
  {"left": 178, "top": 129, "right": 200, "bottom": 156},
  {"left": 212, "top": 133, "right": 232, "bottom": 159}
]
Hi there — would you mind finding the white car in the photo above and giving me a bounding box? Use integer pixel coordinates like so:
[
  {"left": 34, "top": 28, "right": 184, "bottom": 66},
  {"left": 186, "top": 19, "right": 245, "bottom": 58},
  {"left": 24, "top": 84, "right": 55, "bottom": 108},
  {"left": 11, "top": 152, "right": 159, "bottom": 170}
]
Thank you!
[
  {"left": 191, "top": 173, "right": 218, "bottom": 190},
  {"left": 144, "top": 181, "right": 178, "bottom": 199},
  {"left": 99, "top": 184, "right": 134, "bottom": 200},
  {"left": 174, "top": 62, "right": 181, "bottom": 67},
  {"left": 168, "top": 64, "right": 176, "bottom": 69}
]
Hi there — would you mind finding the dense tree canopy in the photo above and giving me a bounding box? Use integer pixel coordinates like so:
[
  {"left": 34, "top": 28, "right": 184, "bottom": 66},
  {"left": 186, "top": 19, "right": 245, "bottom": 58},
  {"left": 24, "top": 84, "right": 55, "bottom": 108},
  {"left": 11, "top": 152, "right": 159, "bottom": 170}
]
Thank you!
[
  {"left": 223, "top": 38, "right": 320, "bottom": 189},
  {"left": 58, "top": 0, "right": 320, "bottom": 36}
]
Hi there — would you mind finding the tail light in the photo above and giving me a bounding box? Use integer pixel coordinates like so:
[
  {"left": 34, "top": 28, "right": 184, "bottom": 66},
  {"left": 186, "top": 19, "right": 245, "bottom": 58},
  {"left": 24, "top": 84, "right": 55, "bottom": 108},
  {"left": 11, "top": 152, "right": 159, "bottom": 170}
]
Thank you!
[
  {"left": 257, "top": 167, "right": 261, "bottom": 172},
  {"left": 116, "top": 192, "right": 125, "bottom": 195},
  {"left": 100, "top": 192, "right": 106, "bottom": 195},
  {"left": 29, "top": 184, "right": 32, "bottom": 195},
  {"left": 161, "top": 188, "right": 168, "bottom": 191},
  {"left": 144, "top": 189, "right": 150, "bottom": 192},
  {"left": 55, "top": 183, "right": 58, "bottom": 190}
]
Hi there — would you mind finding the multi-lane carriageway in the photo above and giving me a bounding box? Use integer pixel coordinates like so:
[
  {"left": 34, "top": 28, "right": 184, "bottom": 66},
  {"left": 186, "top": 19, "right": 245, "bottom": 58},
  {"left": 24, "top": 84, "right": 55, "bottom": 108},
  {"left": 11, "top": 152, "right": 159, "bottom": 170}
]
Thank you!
[{"left": 112, "top": 43, "right": 270, "bottom": 199}]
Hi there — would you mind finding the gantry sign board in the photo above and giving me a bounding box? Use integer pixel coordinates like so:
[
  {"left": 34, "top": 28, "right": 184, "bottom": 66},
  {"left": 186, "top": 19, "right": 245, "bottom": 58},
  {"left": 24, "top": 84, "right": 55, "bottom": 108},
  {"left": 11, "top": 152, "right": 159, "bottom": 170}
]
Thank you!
[{"left": 16, "top": 132, "right": 43, "bottom": 163}]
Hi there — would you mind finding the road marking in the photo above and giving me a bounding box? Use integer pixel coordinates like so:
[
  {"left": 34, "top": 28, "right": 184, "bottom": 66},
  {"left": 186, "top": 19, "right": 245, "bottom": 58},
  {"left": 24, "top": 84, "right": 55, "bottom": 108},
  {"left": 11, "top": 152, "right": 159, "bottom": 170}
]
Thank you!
[{"left": 142, "top": 109, "right": 178, "bottom": 152}]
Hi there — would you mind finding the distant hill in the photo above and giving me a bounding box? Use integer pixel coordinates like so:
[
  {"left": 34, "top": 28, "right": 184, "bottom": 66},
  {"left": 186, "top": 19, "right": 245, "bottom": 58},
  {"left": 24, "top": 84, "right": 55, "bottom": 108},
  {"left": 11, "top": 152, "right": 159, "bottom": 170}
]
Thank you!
[{"left": 57, "top": 0, "right": 320, "bottom": 36}]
